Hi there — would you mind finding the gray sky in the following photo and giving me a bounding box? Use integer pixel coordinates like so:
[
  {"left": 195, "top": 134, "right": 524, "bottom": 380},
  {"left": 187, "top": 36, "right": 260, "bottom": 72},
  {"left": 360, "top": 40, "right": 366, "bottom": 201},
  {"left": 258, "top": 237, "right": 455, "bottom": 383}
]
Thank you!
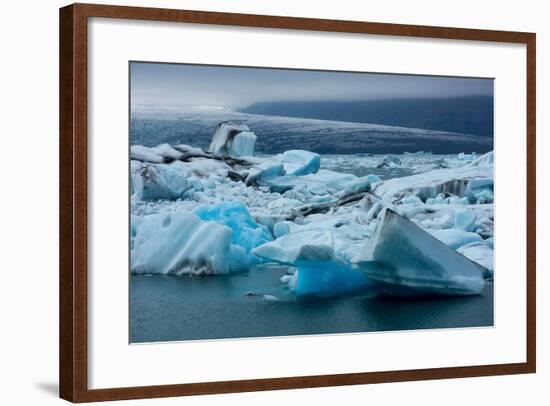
[{"left": 130, "top": 62, "right": 493, "bottom": 110}]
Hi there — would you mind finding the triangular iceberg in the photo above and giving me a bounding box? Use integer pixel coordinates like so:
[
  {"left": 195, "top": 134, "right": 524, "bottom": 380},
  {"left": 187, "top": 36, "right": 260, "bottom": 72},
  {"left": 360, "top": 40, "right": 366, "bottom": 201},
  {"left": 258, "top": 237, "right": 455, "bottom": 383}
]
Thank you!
[{"left": 357, "top": 208, "right": 486, "bottom": 296}]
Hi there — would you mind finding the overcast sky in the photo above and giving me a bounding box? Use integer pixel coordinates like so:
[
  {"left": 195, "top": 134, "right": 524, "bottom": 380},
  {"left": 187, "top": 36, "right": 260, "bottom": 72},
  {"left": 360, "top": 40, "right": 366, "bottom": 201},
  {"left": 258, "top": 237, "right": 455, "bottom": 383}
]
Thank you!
[{"left": 130, "top": 62, "right": 493, "bottom": 110}]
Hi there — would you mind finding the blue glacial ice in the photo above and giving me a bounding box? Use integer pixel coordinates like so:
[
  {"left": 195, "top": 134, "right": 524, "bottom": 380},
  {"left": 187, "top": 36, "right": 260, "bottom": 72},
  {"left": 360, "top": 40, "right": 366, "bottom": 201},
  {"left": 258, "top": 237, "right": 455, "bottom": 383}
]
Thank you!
[
  {"left": 357, "top": 209, "right": 486, "bottom": 296},
  {"left": 194, "top": 201, "right": 273, "bottom": 265},
  {"left": 281, "top": 260, "right": 378, "bottom": 298},
  {"left": 253, "top": 230, "right": 377, "bottom": 297}
]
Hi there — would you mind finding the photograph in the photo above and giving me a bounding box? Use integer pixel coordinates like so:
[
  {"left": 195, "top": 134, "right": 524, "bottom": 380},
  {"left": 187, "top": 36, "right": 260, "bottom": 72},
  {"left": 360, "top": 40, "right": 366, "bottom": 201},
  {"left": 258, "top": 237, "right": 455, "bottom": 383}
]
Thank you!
[{"left": 129, "top": 62, "right": 495, "bottom": 343}]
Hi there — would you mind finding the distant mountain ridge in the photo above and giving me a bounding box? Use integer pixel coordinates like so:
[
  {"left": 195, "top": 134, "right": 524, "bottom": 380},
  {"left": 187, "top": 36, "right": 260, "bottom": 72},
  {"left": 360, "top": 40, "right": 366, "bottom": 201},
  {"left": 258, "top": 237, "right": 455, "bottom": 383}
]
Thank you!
[{"left": 239, "top": 96, "right": 493, "bottom": 137}]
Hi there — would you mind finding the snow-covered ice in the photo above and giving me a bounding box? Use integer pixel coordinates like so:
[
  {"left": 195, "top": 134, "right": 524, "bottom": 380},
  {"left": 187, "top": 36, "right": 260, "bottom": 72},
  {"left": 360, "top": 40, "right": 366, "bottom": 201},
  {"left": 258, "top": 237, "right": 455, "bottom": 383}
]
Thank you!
[
  {"left": 130, "top": 121, "right": 494, "bottom": 300},
  {"left": 131, "top": 210, "right": 239, "bottom": 275}
]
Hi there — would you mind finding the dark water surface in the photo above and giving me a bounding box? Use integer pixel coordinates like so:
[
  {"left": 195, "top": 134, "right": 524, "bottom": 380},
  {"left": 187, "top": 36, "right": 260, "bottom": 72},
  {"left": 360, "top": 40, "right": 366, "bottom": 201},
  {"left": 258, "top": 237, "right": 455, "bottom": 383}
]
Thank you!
[{"left": 130, "top": 266, "right": 494, "bottom": 343}]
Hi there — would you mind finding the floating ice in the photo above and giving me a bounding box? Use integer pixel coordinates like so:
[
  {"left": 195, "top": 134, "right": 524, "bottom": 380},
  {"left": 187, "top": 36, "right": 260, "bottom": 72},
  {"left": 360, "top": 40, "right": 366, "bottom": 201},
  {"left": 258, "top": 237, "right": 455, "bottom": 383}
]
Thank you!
[
  {"left": 194, "top": 201, "right": 272, "bottom": 265},
  {"left": 281, "top": 150, "right": 321, "bottom": 176},
  {"left": 253, "top": 230, "right": 336, "bottom": 265},
  {"left": 470, "top": 151, "right": 494, "bottom": 167},
  {"left": 357, "top": 209, "right": 485, "bottom": 296},
  {"left": 374, "top": 163, "right": 493, "bottom": 202},
  {"left": 341, "top": 175, "right": 375, "bottom": 195},
  {"left": 454, "top": 209, "right": 477, "bottom": 231},
  {"left": 208, "top": 122, "right": 256, "bottom": 157},
  {"left": 430, "top": 228, "right": 483, "bottom": 249},
  {"left": 130, "top": 145, "right": 165, "bottom": 163},
  {"left": 245, "top": 161, "right": 285, "bottom": 186},
  {"left": 131, "top": 160, "right": 191, "bottom": 201},
  {"left": 465, "top": 178, "right": 494, "bottom": 203},
  {"left": 458, "top": 152, "right": 477, "bottom": 162},
  {"left": 377, "top": 154, "right": 401, "bottom": 168},
  {"left": 230, "top": 131, "right": 257, "bottom": 157},
  {"left": 401, "top": 195, "right": 423, "bottom": 205},
  {"left": 283, "top": 260, "right": 377, "bottom": 298},
  {"left": 457, "top": 242, "right": 494, "bottom": 279},
  {"left": 131, "top": 209, "right": 239, "bottom": 275}
]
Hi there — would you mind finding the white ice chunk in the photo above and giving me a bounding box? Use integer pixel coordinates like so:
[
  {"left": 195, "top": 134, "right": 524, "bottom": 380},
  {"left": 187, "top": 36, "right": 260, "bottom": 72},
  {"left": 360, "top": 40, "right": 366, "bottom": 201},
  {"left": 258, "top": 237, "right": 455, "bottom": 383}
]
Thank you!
[
  {"left": 131, "top": 160, "right": 190, "bottom": 201},
  {"left": 401, "top": 195, "right": 423, "bottom": 205},
  {"left": 470, "top": 151, "right": 494, "bottom": 167},
  {"left": 430, "top": 228, "right": 483, "bottom": 249},
  {"left": 130, "top": 145, "right": 164, "bottom": 163},
  {"left": 208, "top": 122, "right": 256, "bottom": 157},
  {"left": 342, "top": 175, "right": 377, "bottom": 195},
  {"left": 253, "top": 230, "right": 335, "bottom": 265},
  {"left": 131, "top": 210, "right": 238, "bottom": 275},
  {"left": 150, "top": 143, "right": 184, "bottom": 160},
  {"left": 357, "top": 209, "right": 485, "bottom": 296},
  {"left": 246, "top": 161, "right": 285, "bottom": 185},
  {"left": 377, "top": 155, "right": 401, "bottom": 168},
  {"left": 374, "top": 164, "right": 493, "bottom": 202},
  {"left": 281, "top": 150, "right": 321, "bottom": 176},
  {"left": 454, "top": 209, "right": 477, "bottom": 231},
  {"left": 457, "top": 242, "right": 494, "bottom": 278},
  {"left": 229, "top": 131, "right": 257, "bottom": 157}
]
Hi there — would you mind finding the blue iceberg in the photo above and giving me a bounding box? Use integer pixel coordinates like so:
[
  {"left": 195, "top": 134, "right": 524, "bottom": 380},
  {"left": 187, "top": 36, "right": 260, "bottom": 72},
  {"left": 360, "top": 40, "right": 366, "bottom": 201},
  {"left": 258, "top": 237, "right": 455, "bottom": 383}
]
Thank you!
[{"left": 194, "top": 201, "right": 273, "bottom": 265}]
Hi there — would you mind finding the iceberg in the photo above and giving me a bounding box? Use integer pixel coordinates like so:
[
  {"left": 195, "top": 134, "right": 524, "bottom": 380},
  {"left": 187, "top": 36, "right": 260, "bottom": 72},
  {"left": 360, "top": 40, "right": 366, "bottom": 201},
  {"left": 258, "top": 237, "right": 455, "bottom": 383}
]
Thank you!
[
  {"left": 373, "top": 164, "right": 493, "bottom": 202},
  {"left": 208, "top": 122, "right": 257, "bottom": 158},
  {"left": 231, "top": 131, "right": 257, "bottom": 157},
  {"left": 253, "top": 230, "right": 336, "bottom": 265},
  {"left": 470, "top": 151, "right": 494, "bottom": 167},
  {"left": 341, "top": 175, "right": 375, "bottom": 195},
  {"left": 245, "top": 161, "right": 285, "bottom": 186},
  {"left": 281, "top": 260, "right": 377, "bottom": 298},
  {"left": 281, "top": 150, "right": 321, "bottom": 176},
  {"left": 357, "top": 209, "right": 485, "bottom": 296},
  {"left": 130, "top": 145, "right": 165, "bottom": 163},
  {"left": 454, "top": 209, "right": 477, "bottom": 231},
  {"left": 430, "top": 228, "right": 483, "bottom": 249},
  {"left": 131, "top": 209, "right": 241, "bottom": 275},
  {"left": 253, "top": 230, "right": 376, "bottom": 298},
  {"left": 376, "top": 154, "right": 401, "bottom": 168},
  {"left": 194, "top": 202, "right": 272, "bottom": 264},
  {"left": 131, "top": 160, "right": 191, "bottom": 201},
  {"left": 457, "top": 242, "right": 494, "bottom": 279},
  {"left": 464, "top": 178, "right": 494, "bottom": 203}
]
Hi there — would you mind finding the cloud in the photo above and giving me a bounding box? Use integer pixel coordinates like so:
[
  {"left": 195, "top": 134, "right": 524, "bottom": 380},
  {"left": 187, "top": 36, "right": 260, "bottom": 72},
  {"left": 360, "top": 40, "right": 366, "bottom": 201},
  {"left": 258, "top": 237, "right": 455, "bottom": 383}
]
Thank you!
[{"left": 130, "top": 62, "right": 493, "bottom": 109}]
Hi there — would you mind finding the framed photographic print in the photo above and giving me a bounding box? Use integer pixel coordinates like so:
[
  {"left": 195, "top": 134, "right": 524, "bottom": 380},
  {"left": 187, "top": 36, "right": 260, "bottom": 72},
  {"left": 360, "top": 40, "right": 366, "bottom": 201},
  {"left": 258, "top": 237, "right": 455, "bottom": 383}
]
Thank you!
[{"left": 59, "top": 3, "right": 536, "bottom": 402}]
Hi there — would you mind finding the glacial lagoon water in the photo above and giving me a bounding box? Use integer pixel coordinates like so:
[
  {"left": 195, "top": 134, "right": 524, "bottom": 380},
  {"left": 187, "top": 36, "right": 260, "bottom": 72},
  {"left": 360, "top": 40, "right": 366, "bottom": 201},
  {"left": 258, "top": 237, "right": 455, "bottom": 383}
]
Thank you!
[
  {"left": 130, "top": 267, "right": 493, "bottom": 343},
  {"left": 129, "top": 159, "right": 494, "bottom": 343}
]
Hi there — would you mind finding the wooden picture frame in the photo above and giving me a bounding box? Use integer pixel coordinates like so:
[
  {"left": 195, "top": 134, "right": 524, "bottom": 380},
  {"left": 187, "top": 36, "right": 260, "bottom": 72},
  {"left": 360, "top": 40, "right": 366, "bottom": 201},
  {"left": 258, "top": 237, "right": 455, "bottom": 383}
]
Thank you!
[{"left": 59, "top": 3, "right": 536, "bottom": 402}]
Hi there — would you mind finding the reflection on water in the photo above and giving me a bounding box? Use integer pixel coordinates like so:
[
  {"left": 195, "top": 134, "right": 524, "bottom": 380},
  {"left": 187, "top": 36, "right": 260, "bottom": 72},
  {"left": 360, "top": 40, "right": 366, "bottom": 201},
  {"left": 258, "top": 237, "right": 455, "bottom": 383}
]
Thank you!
[{"left": 130, "top": 265, "right": 493, "bottom": 343}]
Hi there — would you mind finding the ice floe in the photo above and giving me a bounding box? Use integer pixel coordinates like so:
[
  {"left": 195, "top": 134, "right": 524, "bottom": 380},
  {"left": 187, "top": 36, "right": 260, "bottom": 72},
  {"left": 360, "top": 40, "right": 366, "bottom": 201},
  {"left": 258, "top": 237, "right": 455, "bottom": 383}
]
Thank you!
[
  {"left": 130, "top": 121, "right": 494, "bottom": 300},
  {"left": 131, "top": 209, "right": 238, "bottom": 275},
  {"left": 208, "top": 122, "right": 257, "bottom": 157},
  {"left": 357, "top": 209, "right": 486, "bottom": 296}
]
